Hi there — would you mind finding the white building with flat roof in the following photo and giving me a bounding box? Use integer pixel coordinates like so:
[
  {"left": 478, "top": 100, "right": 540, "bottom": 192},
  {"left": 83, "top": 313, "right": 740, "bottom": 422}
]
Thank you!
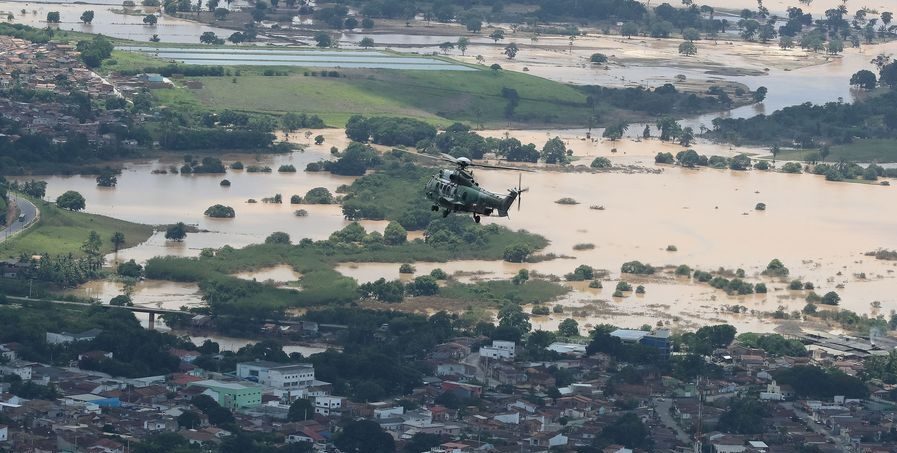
[
  {"left": 237, "top": 361, "right": 316, "bottom": 389},
  {"left": 480, "top": 340, "right": 516, "bottom": 360}
]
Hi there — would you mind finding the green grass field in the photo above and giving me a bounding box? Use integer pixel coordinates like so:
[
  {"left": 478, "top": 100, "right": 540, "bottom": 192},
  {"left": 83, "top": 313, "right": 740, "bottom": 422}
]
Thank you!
[
  {"left": 103, "top": 46, "right": 604, "bottom": 127},
  {"left": 774, "top": 139, "right": 897, "bottom": 163},
  {"left": 0, "top": 199, "right": 154, "bottom": 259},
  {"left": 175, "top": 68, "right": 597, "bottom": 127}
]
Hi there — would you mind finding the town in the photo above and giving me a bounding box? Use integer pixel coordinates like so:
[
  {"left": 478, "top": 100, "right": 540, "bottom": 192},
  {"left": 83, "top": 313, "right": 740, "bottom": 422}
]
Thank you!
[{"left": 2, "top": 309, "right": 896, "bottom": 453}]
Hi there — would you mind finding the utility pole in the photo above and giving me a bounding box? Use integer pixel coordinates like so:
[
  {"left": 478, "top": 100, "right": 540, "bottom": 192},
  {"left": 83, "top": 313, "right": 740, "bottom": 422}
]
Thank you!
[{"left": 693, "top": 376, "right": 704, "bottom": 453}]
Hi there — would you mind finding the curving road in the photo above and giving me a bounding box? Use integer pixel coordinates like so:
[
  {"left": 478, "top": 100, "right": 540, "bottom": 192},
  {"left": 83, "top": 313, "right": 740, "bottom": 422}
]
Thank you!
[{"left": 0, "top": 197, "right": 38, "bottom": 241}]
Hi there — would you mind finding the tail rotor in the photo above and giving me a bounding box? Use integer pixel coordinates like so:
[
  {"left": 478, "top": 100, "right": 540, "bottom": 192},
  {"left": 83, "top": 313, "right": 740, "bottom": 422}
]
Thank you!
[{"left": 516, "top": 173, "right": 528, "bottom": 212}]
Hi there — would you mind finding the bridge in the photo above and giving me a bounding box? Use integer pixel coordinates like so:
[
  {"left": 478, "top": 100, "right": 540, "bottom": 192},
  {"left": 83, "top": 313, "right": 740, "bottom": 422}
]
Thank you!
[{"left": 6, "top": 296, "right": 307, "bottom": 330}]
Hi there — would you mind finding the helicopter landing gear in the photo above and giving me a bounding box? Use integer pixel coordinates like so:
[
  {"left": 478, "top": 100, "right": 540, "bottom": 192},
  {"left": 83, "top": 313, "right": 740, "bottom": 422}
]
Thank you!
[
  {"left": 431, "top": 205, "right": 439, "bottom": 212},
  {"left": 473, "top": 214, "right": 481, "bottom": 224}
]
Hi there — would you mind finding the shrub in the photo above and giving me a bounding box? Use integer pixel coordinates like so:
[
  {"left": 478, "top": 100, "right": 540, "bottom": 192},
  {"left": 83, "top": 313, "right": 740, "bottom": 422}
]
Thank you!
[
  {"left": 666, "top": 245, "right": 678, "bottom": 251},
  {"left": 590, "top": 53, "right": 608, "bottom": 63},
  {"left": 555, "top": 197, "right": 579, "bottom": 205},
  {"left": 755, "top": 202, "right": 766, "bottom": 211},
  {"left": 278, "top": 164, "right": 297, "bottom": 172},
  {"left": 230, "top": 161, "right": 244, "bottom": 170},
  {"left": 588, "top": 280, "right": 602, "bottom": 288},
  {"left": 763, "top": 259, "right": 789, "bottom": 277},
  {"left": 430, "top": 268, "right": 448, "bottom": 280},
  {"left": 635, "top": 285, "right": 646, "bottom": 294},
  {"left": 755, "top": 283, "right": 767, "bottom": 293},
  {"left": 294, "top": 209, "right": 308, "bottom": 217},
  {"left": 613, "top": 290, "right": 624, "bottom": 297},
  {"left": 754, "top": 161, "right": 770, "bottom": 170},
  {"left": 503, "top": 244, "right": 533, "bottom": 263},
  {"left": 265, "top": 232, "right": 291, "bottom": 244},
  {"left": 573, "top": 243, "right": 595, "bottom": 251},
  {"left": 531, "top": 306, "right": 550, "bottom": 315},
  {"left": 565, "top": 265, "right": 594, "bottom": 281},
  {"left": 821, "top": 291, "right": 840, "bottom": 306},
  {"left": 789, "top": 280, "right": 803, "bottom": 290},
  {"left": 304, "top": 187, "right": 333, "bottom": 204},
  {"left": 781, "top": 162, "right": 802, "bottom": 173},
  {"left": 675, "top": 265, "right": 692, "bottom": 276},
  {"left": 620, "top": 260, "right": 655, "bottom": 275},
  {"left": 399, "top": 263, "right": 415, "bottom": 274},
  {"left": 615, "top": 281, "right": 632, "bottom": 292},
  {"left": 220, "top": 179, "right": 231, "bottom": 186},
  {"left": 204, "top": 204, "right": 235, "bottom": 218},
  {"left": 290, "top": 195, "right": 301, "bottom": 204},
  {"left": 590, "top": 157, "right": 612, "bottom": 168},
  {"left": 655, "top": 152, "right": 675, "bottom": 164}
]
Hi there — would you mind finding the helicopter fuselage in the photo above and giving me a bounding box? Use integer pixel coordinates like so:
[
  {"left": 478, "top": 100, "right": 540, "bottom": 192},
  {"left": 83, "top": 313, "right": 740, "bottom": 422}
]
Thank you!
[{"left": 425, "top": 172, "right": 518, "bottom": 218}]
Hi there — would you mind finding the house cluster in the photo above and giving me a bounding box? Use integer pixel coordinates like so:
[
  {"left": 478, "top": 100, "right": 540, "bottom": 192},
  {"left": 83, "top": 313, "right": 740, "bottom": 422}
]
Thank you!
[
  {"left": 665, "top": 340, "right": 897, "bottom": 453},
  {"left": 0, "top": 36, "right": 124, "bottom": 142},
  {"left": 2, "top": 323, "right": 896, "bottom": 453}
]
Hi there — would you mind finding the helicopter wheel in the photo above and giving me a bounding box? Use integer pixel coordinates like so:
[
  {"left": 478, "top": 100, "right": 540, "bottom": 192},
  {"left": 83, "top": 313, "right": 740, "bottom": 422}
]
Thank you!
[
  {"left": 442, "top": 210, "right": 450, "bottom": 218},
  {"left": 474, "top": 215, "right": 481, "bottom": 224},
  {"left": 431, "top": 205, "right": 439, "bottom": 212}
]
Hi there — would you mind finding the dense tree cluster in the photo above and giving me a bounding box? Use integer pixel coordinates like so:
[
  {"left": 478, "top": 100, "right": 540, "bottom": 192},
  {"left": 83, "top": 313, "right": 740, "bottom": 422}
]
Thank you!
[{"left": 345, "top": 115, "right": 437, "bottom": 147}]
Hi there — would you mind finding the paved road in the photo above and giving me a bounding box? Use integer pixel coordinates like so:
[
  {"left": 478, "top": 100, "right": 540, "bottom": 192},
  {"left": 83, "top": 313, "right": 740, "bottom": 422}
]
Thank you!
[
  {"left": 0, "top": 196, "right": 37, "bottom": 241},
  {"left": 654, "top": 398, "right": 691, "bottom": 444}
]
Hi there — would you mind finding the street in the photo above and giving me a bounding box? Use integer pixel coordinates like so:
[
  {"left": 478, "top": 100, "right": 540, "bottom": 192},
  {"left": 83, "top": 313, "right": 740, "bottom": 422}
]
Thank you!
[{"left": 0, "top": 196, "right": 38, "bottom": 241}]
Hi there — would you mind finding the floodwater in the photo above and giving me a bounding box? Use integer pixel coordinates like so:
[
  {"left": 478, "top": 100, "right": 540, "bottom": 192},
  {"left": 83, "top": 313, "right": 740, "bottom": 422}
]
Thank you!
[
  {"left": 0, "top": 0, "right": 238, "bottom": 43},
  {"left": 37, "top": 124, "right": 897, "bottom": 332},
  {"left": 121, "top": 46, "right": 476, "bottom": 70}
]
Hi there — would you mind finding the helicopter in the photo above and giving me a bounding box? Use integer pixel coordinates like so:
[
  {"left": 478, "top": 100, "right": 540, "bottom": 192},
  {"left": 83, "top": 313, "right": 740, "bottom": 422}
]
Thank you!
[{"left": 419, "top": 153, "right": 531, "bottom": 223}]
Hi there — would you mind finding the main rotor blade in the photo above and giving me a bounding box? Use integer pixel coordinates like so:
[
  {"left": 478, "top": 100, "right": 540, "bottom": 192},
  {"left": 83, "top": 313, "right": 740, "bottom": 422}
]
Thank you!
[
  {"left": 469, "top": 162, "right": 535, "bottom": 172},
  {"left": 391, "top": 149, "right": 456, "bottom": 164}
]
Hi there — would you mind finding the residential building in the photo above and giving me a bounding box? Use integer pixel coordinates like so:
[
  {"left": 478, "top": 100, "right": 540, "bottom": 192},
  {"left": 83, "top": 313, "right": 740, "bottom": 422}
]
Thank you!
[{"left": 480, "top": 340, "right": 516, "bottom": 360}]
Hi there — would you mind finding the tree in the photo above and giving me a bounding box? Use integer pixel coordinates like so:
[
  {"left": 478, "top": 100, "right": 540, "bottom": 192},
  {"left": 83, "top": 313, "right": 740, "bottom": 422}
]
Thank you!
[
  {"left": 558, "top": 318, "right": 579, "bottom": 337},
  {"left": 456, "top": 37, "right": 469, "bottom": 56},
  {"left": 383, "top": 221, "right": 407, "bottom": 245},
  {"left": 718, "top": 398, "right": 768, "bottom": 434},
  {"left": 165, "top": 222, "right": 187, "bottom": 241},
  {"left": 288, "top": 398, "right": 313, "bottom": 421},
  {"left": 214, "top": 7, "right": 229, "bottom": 20},
  {"left": 143, "top": 14, "right": 157, "bottom": 25},
  {"left": 344, "top": 17, "right": 358, "bottom": 29},
  {"left": 335, "top": 420, "right": 395, "bottom": 453},
  {"left": 206, "top": 0, "right": 219, "bottom": 11},
  {"left": 489, "top": 29, "right": 505, "bottom": 42},
  {"left": 504, "top": 42, "right": 518, "bottom": 59},
  {"left": 265, "top": 231, "right": 291, "bottom": 244},
  {"left": 678, "top": 127, "right": 695, "bottom": 146},
  {"left": 465, "top": 17, "right": 482, "bottom": 33},
  {"left": 682, "top": 28, "right": 700, "bottom": 41},
  {"left": 82, "top": 230, "right": 103, "bottom": 270},
  {"left": 56, "top": 191, "right": 86, "bottom": 211},
  {"left": 780, "top": 35, "right": 794, "bottom": 49},
  {"left": 81, "top": 10, "right": 94, "bottom": 24},
  {"left": 227, "top": 32, "right": 244, "bottom": 44},
  {"left": 177, "top": 410, "right": 202, "bottom": 429},
  {"left": 881, "top": 62, "right": 897, "bottom": 89},
  {"left": 821, "top": 291, "right": 841, "bottom": 305},
  {"left": 490, "top": 63, "right": 502, "bottom": 72},
  {"left": 359, "top": 37, "right": 374, "bottom": 49},
  {"left": 111, "top": 232, "right": 126, "bottom": 252},
  {"left": 503, "top": 243, "right": 532, "bottom": 262},
  {"left": 47, "top": 11, "right": 60, "bottom": 23},
  {"left": 678, "top": 41, "right": 697, "bottom": 56},
  {"left": 498, "top": 303, "right": 531, "bottom": 336},
  {"left": 827, "top": 38, "right": 844, "bottom": 55},
  {"left": 96, "top": 169, "right": 118, "bottom": 187},
  {"left": 362, "top": 18, "right": 374, "bottom": 29},
  {"left": 621, "top": 22, "right": 638, "bottom": 38},
  {"left": 541, "top": 137, "right": 568, "bottom": 164},
  {"left": 199, "top": 31, "right": 221, "bottom": 44},
  {"left": 851, "top": 69, "right": 877, "bottom": 89},
  {"left": 314, "top": 32, "right": 332, "bottom": 47},
  {"left": 438, "top": 41, "right": 454, "bottom": 54},
  {"left": 598, "top": 413, "right": 652, "bottom": 450},
  {"left": 754, "top": 86, "right": 768, "bottom": 102}
]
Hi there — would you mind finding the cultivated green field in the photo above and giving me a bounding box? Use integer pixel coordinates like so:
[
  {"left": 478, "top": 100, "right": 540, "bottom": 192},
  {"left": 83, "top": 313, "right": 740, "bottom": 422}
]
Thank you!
[
  {"left": 0, "top": 199, "right": 154, "bottom": 259},
  {"left": 774, "top": 139, "right": 897, "bottom": 163},
  {"left": 172, "top": 68, "right": 597, "bottom": 127}
]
